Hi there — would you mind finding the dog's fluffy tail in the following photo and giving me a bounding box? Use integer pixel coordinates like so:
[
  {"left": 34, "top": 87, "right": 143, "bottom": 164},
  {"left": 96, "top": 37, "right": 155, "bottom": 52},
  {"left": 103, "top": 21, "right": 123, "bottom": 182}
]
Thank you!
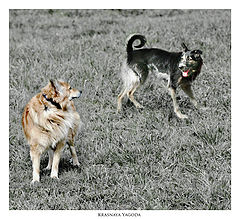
[{"left": 126, "top": 34, "right": 146, "bottom": 54}]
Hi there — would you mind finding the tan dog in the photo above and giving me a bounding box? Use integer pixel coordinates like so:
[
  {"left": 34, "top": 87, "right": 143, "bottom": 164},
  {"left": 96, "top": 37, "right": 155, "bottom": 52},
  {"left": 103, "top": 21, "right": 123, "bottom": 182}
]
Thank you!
[{"left": 22, "top": 80, "right": 81, "bottom": 183}]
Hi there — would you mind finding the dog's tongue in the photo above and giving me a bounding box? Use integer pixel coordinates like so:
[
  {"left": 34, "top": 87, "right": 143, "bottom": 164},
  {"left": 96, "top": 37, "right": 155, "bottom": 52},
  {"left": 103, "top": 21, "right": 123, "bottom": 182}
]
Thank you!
[{"left": 182, "top": 69, "right": 189, "bottom": 77}]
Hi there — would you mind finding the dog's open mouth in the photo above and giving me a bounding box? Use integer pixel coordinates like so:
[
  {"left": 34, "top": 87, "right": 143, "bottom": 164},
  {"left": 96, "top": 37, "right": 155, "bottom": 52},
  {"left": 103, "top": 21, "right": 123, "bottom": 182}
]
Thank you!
[
  {"left": 182, "top": 69, "right": 190, "bottom": 77},
  {"left": 179, "top": 60, "right": 203, "bottom": 78},
  {"left": 179, "top": 65, "right": 190, "bottom": 77}
]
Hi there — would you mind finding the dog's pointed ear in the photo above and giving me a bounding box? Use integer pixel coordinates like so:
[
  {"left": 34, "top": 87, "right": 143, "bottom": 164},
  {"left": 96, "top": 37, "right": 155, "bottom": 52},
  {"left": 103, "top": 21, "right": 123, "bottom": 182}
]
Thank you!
[
  {"left": 196, "top": 49, "right": 202, "bottom": 55},
  {"left": 181, "top": 43, "right": 189, "bottom": 52},
  {"left": 50, "top": 79, "right": 56, "bottom": 89},
  {"left": 191, "top": 49, "right": 203, "bottom": 59},
  {"left": 50, "top": 79, "right": 61, "bottom": 93}
]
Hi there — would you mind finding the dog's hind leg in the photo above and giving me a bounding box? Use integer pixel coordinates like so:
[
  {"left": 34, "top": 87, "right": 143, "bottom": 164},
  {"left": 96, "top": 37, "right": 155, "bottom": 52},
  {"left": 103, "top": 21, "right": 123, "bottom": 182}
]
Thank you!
[
  {"left": 180, "top": 84, "right": 198, "bottom": 108},
  {"left": 168, "top": 86, "right": 188, "bottom": 119},
  {"left": 117, "top": 87, "right": 128, "bottom": 112},
  {"left": 45, "top": 149, "right": 54, "bottom": 170},
  {"left": 30, "top": 146, "right": 41, "bottom": 183},
  {"left": 127, "top": 82, "right": 143, "bottom": 109},
  {"left": 50, "top": 140, "right": 65, "bottom": 179}
]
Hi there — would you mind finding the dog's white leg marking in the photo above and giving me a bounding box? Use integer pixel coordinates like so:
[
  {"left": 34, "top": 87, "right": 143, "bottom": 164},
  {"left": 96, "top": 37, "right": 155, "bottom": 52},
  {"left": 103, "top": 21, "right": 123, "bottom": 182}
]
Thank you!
[
  {"left": 149, "top": 64, "right": 169, "bottom": 81},
  {"left": 45, "top": 149, "right": 54, "bottom": 170},
  {"left": 127, "top": 82, "right": 143, "bottom": 109},
  {"left": 168, "top": 87, "right": 188, "bottom": 119},
  {"left": 50, "top": 140, "right": 65, "bottom": 179},
  {"left": 181, "top": 84, "right": 198, "bottom": 108},
  {"left": 30, "top": 147, "right": 41, "bottom": 183}
]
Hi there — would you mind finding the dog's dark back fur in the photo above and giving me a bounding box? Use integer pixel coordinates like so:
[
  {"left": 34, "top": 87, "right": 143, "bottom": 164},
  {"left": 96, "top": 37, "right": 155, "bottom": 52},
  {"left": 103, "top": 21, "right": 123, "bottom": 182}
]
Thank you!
[
  {"left": 131, "top": 49, "right": 182, "bottom": 72},
  {"left": 127, "top": 34, "right": 181, "bottom": 72}
]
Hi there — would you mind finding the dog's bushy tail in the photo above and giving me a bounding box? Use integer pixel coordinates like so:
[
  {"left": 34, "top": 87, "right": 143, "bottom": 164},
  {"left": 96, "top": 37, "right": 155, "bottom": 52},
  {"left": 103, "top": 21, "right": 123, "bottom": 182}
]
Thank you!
[{"left": 126, "top": 34, "right": 146, "bottom": 54}]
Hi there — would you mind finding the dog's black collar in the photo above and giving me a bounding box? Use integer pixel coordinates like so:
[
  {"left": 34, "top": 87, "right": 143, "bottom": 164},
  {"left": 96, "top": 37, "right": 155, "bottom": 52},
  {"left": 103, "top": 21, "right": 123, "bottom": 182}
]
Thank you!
[{"left": 42, "top": 94, "right": 62, "bottom": 110}]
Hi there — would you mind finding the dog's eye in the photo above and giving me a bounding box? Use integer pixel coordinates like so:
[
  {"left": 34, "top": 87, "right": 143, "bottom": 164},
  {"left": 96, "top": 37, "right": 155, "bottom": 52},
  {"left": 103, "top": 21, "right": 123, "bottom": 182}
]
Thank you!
[{"left": 69, "top": 87, "right": 72, "bottom": 90}]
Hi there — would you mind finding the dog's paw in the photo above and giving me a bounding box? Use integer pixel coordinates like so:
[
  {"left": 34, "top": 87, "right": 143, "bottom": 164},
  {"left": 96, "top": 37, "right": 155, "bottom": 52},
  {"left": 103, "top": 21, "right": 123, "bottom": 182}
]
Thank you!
[
  {"left": 44, "top": 165, "right": 52, "bottom": 170},
  {"left": 190, "top": 99, "right": 199, "bottom": 109},
  {"left": 176, "top": 112, "right": 188, "bottom": 119},
  {"left": 136, "top": 103, "right": 144, "bottom": 109},
  {"left": 50, "top": 173, "right": 59, "bottom": 179},
  {"left": 180, "top": 114, "right": 188, "bottom": 119},
  {"left": 199, "top": 106, "right": 209, "bottom": 111},
  {"left": 50, "top": 176, "right": 59, "bottom": 180},
  {"left": 70, "top": 158, "right": 80, "bottom": 167},
  {"left": 117, "top": 107, "right": 122, "bottom": 113},
  {"left": 73, "top": 161, "right": 80, "bottom": 167},
  {"left": 31, "top": 179, "right": 40, "bottom": 184}
]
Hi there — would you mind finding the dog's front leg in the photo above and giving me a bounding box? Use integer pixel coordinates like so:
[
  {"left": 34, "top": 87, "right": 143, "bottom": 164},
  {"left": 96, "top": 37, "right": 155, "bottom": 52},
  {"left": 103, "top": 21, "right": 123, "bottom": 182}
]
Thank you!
[
  {"left": 69, "top": 112, "right": 80, "bottom": 166},
  {"left": 50, "top": 140, "right": 65, "bottom": 179},
  {"left": 30, "top": 146, "right": 41, "bottom": 183},
  {"left": 67, "top": 130, "right": 80, "bottom": 167},
  {"left": 180, "top": 84, "right": 198, "bottom": 108},
  {"left": 168, "top": 86, "right": 188, "bottom": 119}
]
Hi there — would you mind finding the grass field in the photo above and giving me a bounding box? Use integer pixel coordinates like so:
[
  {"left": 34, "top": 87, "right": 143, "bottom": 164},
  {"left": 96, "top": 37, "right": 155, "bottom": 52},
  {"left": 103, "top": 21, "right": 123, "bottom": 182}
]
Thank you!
[{"left": 9, "top": 9, "right": 231, "bottom": 210}]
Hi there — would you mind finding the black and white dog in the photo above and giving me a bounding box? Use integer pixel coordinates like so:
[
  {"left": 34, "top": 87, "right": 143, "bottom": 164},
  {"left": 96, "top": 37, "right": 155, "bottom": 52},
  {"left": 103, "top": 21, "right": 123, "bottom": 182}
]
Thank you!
[{"left": 117, "top": 34, "right": 203, "bottom": 119}]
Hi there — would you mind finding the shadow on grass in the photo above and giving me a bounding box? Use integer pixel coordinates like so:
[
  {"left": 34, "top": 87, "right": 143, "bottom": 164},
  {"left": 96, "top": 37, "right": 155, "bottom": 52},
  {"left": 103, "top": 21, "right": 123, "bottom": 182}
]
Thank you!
[{"left": 40, "top": 156, "right": 82, "bottom": 178}]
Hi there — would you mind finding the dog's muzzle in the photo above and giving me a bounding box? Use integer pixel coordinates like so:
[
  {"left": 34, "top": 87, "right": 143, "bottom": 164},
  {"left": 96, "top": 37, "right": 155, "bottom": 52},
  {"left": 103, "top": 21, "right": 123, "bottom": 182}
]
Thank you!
[
  {"left": 69, "top": 90, "right": 82, "bottom": 100},
  {"left": 179, "top": 59, "right": 203, "bottom": 77}
]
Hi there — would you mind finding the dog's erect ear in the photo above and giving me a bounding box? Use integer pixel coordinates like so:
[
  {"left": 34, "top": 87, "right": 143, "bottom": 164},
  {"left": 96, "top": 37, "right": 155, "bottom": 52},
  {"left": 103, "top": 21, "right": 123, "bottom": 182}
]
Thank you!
[
  {"left": 191, "top": 49, "right": 203, "bottom": 59},
  {"left": 181, "top": 43, "right": 189, "bottom": 52},
  {"left": 195, "top": 49, "right": 202, "bottom": 55},
  {"left": 50, "top": 80, "right": 62, "bottom": 93}
]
